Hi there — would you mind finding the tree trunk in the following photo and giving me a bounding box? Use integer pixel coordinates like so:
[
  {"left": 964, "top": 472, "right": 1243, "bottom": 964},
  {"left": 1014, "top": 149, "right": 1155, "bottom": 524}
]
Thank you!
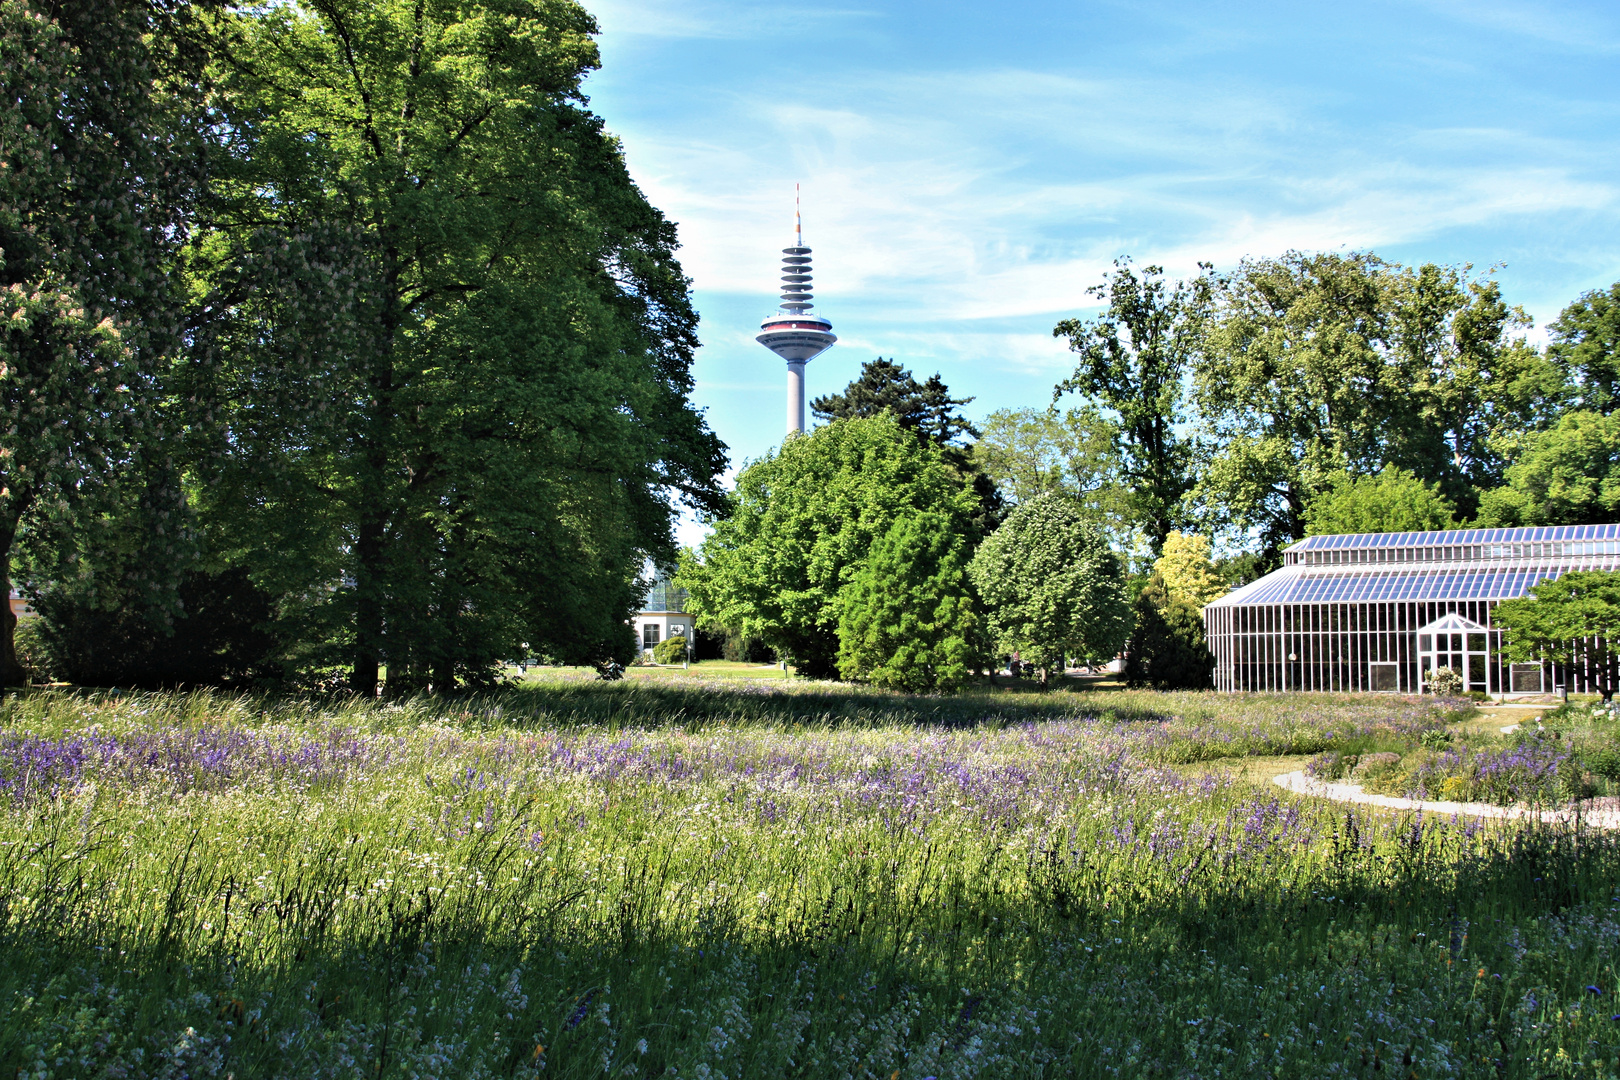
[
  {"left": 0, "top": 535, "right": 23, "bottom": 687},
  {"left": 351, "top": 508, "right": 384, "bottom": 697}
]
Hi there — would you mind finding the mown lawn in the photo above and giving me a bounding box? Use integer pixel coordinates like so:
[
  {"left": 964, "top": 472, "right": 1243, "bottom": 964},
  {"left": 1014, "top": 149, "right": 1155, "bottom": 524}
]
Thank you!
[{"left": 1, "top": 682, "right": 1616, "bottom": 1078}]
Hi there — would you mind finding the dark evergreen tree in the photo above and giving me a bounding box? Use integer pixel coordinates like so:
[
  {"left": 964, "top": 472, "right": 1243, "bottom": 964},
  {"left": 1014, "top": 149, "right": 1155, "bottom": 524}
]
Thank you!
[{"left": 1124, "top": 573, "right": 1214, "bottom": 690}]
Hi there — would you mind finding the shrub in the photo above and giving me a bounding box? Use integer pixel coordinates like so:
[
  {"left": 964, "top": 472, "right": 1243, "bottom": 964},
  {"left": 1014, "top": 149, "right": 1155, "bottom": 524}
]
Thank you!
[
  {"left": 1124, "top": 573, "right": 1214, "bottom": 690},
  {"left": 29, "top": 567, "right": 281, "bottom": 688},
  {"left": 1351, "top": 752, "right": 1402, "bottom": 781},
  {"left": 1425, "top": 667, "right": 1464, "bottom": 697},
  {"left": 12, "top": 618, "right": 52, "bottom": 682},
  {"left": 653, "top": 635, "right": 690, "bottom": 665}
]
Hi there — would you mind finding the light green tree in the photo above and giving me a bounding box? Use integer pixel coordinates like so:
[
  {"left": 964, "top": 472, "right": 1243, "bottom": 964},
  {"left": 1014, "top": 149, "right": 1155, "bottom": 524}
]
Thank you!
[
  {"left": 1153, "top": 531, "right": 1227, "bottom": 609},
  {"left": 679, "top": 415, "right": 977, "bottom": 679},
  {"left": 1194, "top": 253, "right": 1559, "bottom": 560},
  {"left": 187, "top": 0, "right": 724, "bottom": 691},
  {"left": 835, "top": 511, "right": 977, "bottom": 693},
  {"left": 1054, "top": 260, "right": 1214, "bottom": 555},
  {"left": 1494, "top": 570, "right": 1620, "bottom": 701},
  {"left": 968, "top": 494, "right": 1132, "bottom": 683},
  {"left": 1475, "top": 411, "right": 1620, "bottom": 527},
  {"left": 972, "top": 405, "right": 1131, "bottom": 536},
  {"left": 1548, "top": 282, "right": 1620, "bottom": 413},
  {"left": 1302, "top": 466, "right": 1456, "bottom": 536}
]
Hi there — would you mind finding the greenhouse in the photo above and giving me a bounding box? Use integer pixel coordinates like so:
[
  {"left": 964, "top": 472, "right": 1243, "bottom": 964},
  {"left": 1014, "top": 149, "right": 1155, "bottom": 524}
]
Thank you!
[{"left": 1203, "top": 524, "right": 1620, "bottom": 695}]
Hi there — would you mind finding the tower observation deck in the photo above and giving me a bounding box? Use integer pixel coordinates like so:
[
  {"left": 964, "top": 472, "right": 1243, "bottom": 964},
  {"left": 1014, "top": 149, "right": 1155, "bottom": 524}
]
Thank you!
[{"left": 756, "top": 194, "right": 836, "bottom": 434}]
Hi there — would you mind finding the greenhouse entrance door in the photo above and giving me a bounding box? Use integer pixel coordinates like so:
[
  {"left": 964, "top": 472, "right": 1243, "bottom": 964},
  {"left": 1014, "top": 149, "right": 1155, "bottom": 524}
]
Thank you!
[{"left": 1416, "top": 614, "right": 1489, "bottom": 694}]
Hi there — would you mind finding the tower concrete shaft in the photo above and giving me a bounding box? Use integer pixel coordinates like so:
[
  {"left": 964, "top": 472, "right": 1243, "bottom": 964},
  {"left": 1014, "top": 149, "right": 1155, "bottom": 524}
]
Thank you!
[{"left": 786, "top": 359, "right": 806, "bottom": 432}]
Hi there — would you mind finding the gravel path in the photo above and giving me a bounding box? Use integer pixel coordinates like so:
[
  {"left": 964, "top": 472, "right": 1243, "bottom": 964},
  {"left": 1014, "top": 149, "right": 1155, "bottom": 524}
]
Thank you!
[{"left": 1272, "top": 771, "right": 1620, "bottom": 829}]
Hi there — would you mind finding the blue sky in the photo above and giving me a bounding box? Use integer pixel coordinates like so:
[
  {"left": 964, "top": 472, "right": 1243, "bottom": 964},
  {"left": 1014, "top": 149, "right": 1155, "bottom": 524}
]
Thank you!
[{"left": 581, "top": 0, "right": 1620, "bottom": 541}]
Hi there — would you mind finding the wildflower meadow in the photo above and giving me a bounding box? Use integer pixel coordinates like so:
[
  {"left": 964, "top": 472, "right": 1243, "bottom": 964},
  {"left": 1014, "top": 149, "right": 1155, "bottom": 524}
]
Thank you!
[{"left": 2, "top": 682, "right": 1618, "bottom": 1078}]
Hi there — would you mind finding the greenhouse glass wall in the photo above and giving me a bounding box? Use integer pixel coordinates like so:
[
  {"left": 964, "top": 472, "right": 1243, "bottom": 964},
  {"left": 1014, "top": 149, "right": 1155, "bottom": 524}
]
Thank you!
[{"left": 1203, "top": 524, "right": 1620, "bottom": 695}]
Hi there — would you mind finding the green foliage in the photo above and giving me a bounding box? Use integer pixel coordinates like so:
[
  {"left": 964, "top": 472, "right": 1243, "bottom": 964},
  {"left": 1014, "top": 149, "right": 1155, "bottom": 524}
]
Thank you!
[
  {"left": 1055, "top": 259, "right": 1212, "bottom": 554},
  {"left": 810, "top": 357, "right": 978, "bottom": 447},
  {"left": 835, "top": 511, "right": 976, "bottom": 692},
  {"left": 680, "top": 415, "right": 975, "bottom": 679},
  {"left": 11, "top": 617, "right": 48, "bottom": 682},
  {"left": 185, "top": 0, "right": 724, "bottom": 692},
  {"left": 1475, "top": 410, "right": 1620, "bottom": 527},
  {"left": 1124, "top": 572, "right": 1214, "bottom": 690},
  {"left": 1548, "top": 281, "right": 1620, "bottom": 413},
  {"left": 0, "top": 0, "right": 208, "bottom": 684},
  {"left": 1194, "top": 253, "right": 1559, "bottom": 558},
  {"left": 28, "top": 567, "right": 279, "bottom": 689},
  {"left": 972, "top": 405, "right": 1133, "bottom": 550},
  {"left": 651, "top": 634, "right": 689, "bottom": 665},
  {"left": 969, "top": 493, "right": 1132, "bottom": 676},
  {"left": 1493, "top": 569, "right": 1620, "bottom": 700},
  {"left": 1303, "top": 465, "right": 1457, "bottom": 536},
  {"left": 1153, "top": 531, "right": 1226, "bottom": 609},
  {"left": 812, "top": 357, "right": 1000, "bottom": 531}
]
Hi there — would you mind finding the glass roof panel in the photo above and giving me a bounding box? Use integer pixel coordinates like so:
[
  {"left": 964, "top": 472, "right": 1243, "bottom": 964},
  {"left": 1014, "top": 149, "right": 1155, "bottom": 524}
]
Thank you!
[
  {"left": 1282, "top": 523, "right": 1620, "bottom": 554},
  {"left": 1206, "top": 564, "right": 1588, "bottom": 607}
]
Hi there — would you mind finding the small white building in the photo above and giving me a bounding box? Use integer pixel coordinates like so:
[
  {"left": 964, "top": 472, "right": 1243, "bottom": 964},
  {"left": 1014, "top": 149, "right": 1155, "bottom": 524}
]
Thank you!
[{"left": 635, "top": 577, "right": 692, "bottom": 657}]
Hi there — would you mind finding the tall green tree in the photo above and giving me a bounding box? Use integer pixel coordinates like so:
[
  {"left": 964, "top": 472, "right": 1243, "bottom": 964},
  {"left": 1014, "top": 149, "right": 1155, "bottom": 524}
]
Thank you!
[
  {"left": 188, "top": 0, "right": 724, "bottom": 692},
  {"left": 1195, "top": 253, "right": 1558, "bottom": 559},
  {"left": 1475, "top": 411, "right": 1620, "bottom": 527},
  {"left": 678, "top": 414, "right": 976, "bottom": 679},
  {"left": 972, "top": 405, "right": 1129, "bottom": 534},
  {"left": 812, "top": 357, "right": 1000, "bottom": 530},
  {"left": 1494, "top": 570, "right": 1620, "bottom": 701},
  {"left": 967, "top": 494, "right": 1131, "bottom": 683},
  {"left": 1548, "top": 282, "right": 1620, "bottom": 413},
  {"left": 0, "top": 0, "right": 210, "bottom": 684},
  {"left": 835, "top": 510, "right": 976, "bottom": 693},
  {"left": 1054, "top": 259, "right": 1213, "bottom": 556},
  {"left": 811, "top": 357, "right": 977, "bottom": 447}
]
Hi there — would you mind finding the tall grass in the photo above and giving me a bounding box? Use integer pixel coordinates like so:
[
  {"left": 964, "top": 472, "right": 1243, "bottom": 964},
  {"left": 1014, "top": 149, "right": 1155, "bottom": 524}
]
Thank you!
[{"left": 1, "top": 686, "right": 1614, "bottom": 1078}]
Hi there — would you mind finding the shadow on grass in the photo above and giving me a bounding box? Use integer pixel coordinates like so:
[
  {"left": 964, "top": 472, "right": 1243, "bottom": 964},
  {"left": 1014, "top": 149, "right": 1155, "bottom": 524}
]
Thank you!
[{"left": 2, "top": 815, "right": 1613, "bottom": 1079}]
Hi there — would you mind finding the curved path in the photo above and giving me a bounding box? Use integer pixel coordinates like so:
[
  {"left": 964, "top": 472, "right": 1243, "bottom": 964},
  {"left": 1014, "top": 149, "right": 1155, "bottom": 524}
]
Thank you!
[{"left": 1272, "top": 771, "right": 1620, "bottom": 829}]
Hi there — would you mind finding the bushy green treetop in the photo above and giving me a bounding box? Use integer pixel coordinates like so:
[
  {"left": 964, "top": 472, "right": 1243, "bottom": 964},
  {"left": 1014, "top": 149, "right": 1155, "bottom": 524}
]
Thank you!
[
  {"left": 1302, "top": 466, "right": 1456, "bottom": 536},
  {"left": 836, "top": 511, "right": 976, "bottom": 693},
  {"left": 968, "top": 494, "right": 1131, "bottom": 680},
  {"left": 1194, "top": 253, "right": 1558, "bottom": 559},
  {"left": 1549, "top": 283, "right": 1620, "bottom": 414},
  {"left": 1474, "top": 411, "right": 1620, "bottom": 527},
  {"left": 679, "top": 415, "right": 977, "bottom": 679},
  {"left": 1054, "top": 259, "right": 1212, "bottom": 555}
]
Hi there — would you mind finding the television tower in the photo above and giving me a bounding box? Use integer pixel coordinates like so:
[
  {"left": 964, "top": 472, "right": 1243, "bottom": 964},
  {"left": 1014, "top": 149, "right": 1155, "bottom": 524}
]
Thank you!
[{"left": 756, "top": 188, "right": 836, "bottom": 434}]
